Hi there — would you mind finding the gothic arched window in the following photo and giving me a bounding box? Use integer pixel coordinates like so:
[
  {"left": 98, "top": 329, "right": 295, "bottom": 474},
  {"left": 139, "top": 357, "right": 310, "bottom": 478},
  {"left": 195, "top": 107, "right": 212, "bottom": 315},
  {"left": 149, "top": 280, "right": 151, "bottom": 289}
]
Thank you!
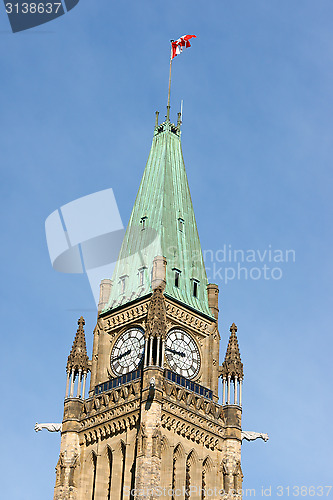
[
  {"left": 172, "top": 444, "right": 185, "bottom": 500},
  {"left": 107, "top": 448, "right": 113, "bottom": 500},
  {"left": 91, "top": 452, "right": 97, "bottom": 500},
  {"left": 185, "top": 457, "right": 191, "bottom": 498},
  {"left": 201, "top": 462, "right": 207, "bottom": 500},
  {"left": 120, "top": 442, "right": 126, "bottom": 500},
  {"left": 185, "top": 451, "right": 196, "bottom": 499},
  {"left": 202, "top": 457, "right": 213, "bottom": 499}
]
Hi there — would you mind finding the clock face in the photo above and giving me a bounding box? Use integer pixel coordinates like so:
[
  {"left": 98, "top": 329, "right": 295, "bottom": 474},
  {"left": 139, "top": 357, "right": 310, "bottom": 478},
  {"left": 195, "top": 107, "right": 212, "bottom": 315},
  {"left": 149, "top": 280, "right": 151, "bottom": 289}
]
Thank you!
[
  {"left": 165, "top": 329, "right": 200, "bottom": 379},
  {"left": 110, "top": 327, "right": 145, "bottom": 376}
]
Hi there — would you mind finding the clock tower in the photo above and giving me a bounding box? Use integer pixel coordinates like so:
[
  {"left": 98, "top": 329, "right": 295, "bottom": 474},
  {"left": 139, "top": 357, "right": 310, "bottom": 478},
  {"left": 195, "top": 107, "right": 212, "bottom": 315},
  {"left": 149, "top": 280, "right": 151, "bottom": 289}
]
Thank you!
[{"left": 53, "top": 112, "right": 244, "bottom": 500}]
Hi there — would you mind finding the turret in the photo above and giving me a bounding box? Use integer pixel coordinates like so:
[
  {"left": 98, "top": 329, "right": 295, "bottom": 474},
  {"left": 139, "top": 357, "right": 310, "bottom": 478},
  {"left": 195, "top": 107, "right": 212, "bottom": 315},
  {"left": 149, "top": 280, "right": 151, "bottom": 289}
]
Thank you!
[
  {"left": 97, "top": 278, "right": 112, "bottom": 313},
  {"left": 54, "top": 317, "right": 91, "bottom": 500},
  {"left": 151, "top": 255, "right": 167, "bottom": 291},
  {"left": 207, "top": 283, "right": 219, "bottom": 320},
  {"left": 221, "top": 323, "right": 244, "bottom": 406},
  {"left": 65, "top": 317, "right": 90, "bottom": 400},
  {"left": 220, "top": 324, "right": 244, "bottom": 496}
]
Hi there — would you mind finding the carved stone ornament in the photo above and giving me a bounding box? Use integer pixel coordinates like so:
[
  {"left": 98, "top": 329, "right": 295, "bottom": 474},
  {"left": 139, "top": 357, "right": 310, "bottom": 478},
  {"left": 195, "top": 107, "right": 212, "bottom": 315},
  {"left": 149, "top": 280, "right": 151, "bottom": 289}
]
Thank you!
[
  {"left": 66, "top": 317, "right": 90, "bottom": 373},
  {"left": 105, "top": 303, "right": 149, "bottom": 332},
  {"left": 150, "top": 377, "right": 156, "bottom": 389},
  {"left": 241, "top": 431, "right": 269, "bottom": 442},
  {"left": 165, "top": 303, "right": 210, "bottom": 335},
  {"left": 152, "top": 425, "right": 162, "bottom": 458},
  {"left": 35, "top": 422, "right": 62, "bottom": 433},
  {"left": 137, "top": 422, "right": 147, "bottom": 455},
  {"left": 147, "top": 287, "right": 167, "bottom": 338},
  {"left": 221, "top": 323, "right": 244, "bottom": 379}
]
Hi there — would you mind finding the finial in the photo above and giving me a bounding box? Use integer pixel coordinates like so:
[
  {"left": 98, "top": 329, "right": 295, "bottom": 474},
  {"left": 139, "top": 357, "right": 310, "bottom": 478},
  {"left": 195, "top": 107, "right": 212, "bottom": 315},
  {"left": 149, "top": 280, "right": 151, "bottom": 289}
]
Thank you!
[
  {"left": 230, "top": 323, "right": 237, "bottom": 334},
  {"left": 177, "top": 112, "right": 182, "bottom": 129},
  {"left": 78, "top": 316, "right": 85, "bottom": 328},
  {"left": 155, "top": 111, "right": 159, "bottom": 128},
  {"left": 66, "top": 316, "right": 90, "bottom": 374},
  {"left": 221, "top": 323, "right": 243, "bottom": 380}
]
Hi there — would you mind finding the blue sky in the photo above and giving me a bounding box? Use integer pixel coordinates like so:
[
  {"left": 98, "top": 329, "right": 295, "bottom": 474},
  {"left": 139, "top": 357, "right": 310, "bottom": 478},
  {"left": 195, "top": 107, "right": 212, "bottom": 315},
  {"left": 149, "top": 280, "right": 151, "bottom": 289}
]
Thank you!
[{"left": 0, "top": 1, "right": 332, "bottom": 498}]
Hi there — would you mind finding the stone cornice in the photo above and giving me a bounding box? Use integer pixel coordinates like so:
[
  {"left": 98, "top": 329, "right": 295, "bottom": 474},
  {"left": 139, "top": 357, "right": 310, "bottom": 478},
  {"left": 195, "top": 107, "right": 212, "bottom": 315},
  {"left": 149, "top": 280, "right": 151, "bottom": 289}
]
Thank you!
[
  {"left": 163, "top": 380, "right": 224, "bottom": 420},
  {"left": 165, "top": 300, "right": 213, "bottom": 337},
  {"left": 82, "top": 406, "right": 139, "bottom": 445},
  {"left": 161, "top": 406, "right": 223, "bottom": 451},
  {"left": 162, "top": 380, "right": 226, "bottom": 450},
  {"left": 80, "top": 379, "right": 141, "bottom": 431},
  {"left": 103, "top": 300, "right": 149, "bottom": 334},
  {"left": 101, "top": 296, "right": 216, "bottom": 342}
]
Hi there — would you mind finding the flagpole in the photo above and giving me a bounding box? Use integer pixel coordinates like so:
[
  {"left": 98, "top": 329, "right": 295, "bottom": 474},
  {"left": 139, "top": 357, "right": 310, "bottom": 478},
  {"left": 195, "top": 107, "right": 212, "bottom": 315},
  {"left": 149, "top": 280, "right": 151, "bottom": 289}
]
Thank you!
[{"left": 167, "top": 41, "right": 173, "bottom": 121}]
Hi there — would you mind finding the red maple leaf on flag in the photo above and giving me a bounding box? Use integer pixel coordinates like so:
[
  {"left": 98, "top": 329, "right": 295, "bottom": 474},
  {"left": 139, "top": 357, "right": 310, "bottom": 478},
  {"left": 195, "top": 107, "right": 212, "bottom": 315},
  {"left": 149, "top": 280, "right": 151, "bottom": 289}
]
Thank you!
[{"left": 171, "top": 35, "right": 197, "bottom": 59}]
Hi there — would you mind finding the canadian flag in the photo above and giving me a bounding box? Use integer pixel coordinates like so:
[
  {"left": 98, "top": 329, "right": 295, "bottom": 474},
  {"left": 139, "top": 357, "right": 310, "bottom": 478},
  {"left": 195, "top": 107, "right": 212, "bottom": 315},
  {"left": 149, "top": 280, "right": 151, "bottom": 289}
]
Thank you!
[{"left": 171, "top": 35, "right": 197, "bottom": 59}]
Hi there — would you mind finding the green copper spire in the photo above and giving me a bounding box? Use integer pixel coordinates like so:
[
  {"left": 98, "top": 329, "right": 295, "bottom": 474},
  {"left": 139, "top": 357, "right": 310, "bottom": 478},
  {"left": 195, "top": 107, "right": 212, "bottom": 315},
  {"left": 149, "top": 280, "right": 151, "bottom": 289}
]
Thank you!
[{"left": 103, "top": 114, "right": 213, "bottom": 319}]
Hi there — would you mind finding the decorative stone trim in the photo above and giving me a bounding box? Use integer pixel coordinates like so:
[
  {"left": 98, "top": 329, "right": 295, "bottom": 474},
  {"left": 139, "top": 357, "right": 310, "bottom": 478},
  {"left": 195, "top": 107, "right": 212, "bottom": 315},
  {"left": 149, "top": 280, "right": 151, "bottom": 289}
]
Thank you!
[
  {"left": 163, "top": 380, "right": 224, "bottom": 421},
  {"left": 83, "top": 380, "right": 139, "bottom": 415},
  {"left": 103, "top": 302, "right": 149, "bottom": 332},
  {"left": 83, "top": 413, "right": 139, "bottom": 445},
  {"left": 161, "top": 413, "right": 221, "bottom": 451},
  {"left": 82, "top": 401, "right": 139, "bottom": 431},
  {"left": 165, "top": 302, "right": 211, "bottom": 335}
]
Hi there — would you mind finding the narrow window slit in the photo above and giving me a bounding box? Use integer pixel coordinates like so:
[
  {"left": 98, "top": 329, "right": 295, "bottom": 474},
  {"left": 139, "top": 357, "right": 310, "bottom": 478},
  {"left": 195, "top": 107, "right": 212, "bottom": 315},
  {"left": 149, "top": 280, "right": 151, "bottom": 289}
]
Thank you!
[
  {"left": 140, "top": 216, "right": 147, "bottom": 230},
  {"left": 138, "top": 267, "right": 146, "bottom": 287},
  {"left": 191, "top": 279, "right": 199, "bottom": 298},
  {"left": 119, "top": 275, "right": 128, "bottom": 294},
  {"left": 173, "top": 269, "right": 181, "bottom": 288}
]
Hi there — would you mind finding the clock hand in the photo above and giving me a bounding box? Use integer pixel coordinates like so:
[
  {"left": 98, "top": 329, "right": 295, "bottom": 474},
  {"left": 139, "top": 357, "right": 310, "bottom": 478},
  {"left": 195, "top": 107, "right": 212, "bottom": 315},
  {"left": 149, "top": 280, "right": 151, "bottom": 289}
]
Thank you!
[
  {"left": 165, "top": 347, "right": 186, "bottom": 358},
  {"left": 112, "top": 349, "right": 131, "bottom": 362}
]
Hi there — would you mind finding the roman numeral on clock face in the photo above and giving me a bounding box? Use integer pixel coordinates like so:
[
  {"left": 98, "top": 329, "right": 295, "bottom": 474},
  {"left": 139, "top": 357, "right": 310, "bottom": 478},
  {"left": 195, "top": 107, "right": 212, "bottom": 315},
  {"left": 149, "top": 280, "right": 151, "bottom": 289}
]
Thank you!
[
  {"left": 110, "top": 327, "right": 145, "bottom": 376},
  {"left": 165, "top": 329, "right": 200, "bottom": 379}
]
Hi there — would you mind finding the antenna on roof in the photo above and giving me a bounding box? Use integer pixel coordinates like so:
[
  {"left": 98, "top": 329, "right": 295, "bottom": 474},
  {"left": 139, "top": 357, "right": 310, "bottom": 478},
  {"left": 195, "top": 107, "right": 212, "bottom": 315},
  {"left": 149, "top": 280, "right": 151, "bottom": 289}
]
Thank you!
[
  {"left": 177, "top": 100, "right": 183, "bottom": 129},
  {"left": 167, "top": 40, "right": 174, "bottom": 122}
]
